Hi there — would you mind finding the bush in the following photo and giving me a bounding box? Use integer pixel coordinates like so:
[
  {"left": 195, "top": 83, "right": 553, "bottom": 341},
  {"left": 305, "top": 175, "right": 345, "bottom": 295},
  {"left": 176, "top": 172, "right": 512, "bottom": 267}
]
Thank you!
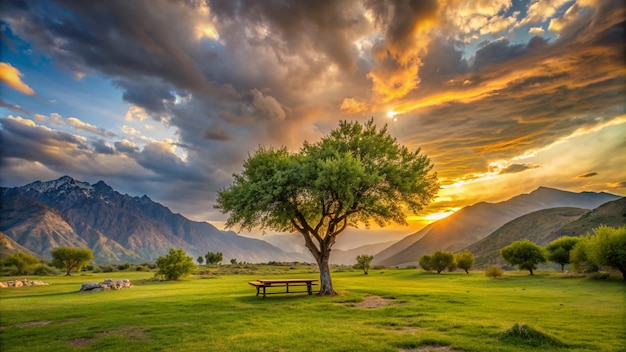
[
  {"left": 499, "top": 323, "right": 566, "bottom": 347},
  {"left": 93, "top": 265, "right": 115, "bottom": 273},
  {"left": 155, "top": 248, "right": 196, "bottom": 280},
  {"left": 485, "top": 265, "right": 503, "bottom": 278},
  {"left": 32, "top": 264, "right": 60, "bottom": 276}
]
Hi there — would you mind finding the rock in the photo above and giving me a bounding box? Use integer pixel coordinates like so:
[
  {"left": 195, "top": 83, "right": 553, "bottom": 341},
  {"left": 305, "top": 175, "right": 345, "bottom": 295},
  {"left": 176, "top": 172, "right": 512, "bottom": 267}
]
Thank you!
[
  {"left": 0, "top": 279, "right": 51, "bottom": 288},
  {"left": 80, "top": 282, "right": 102, "bottom": 292},
  {"left": 80, "top": 279, "right": 131, "bottom": 292}
]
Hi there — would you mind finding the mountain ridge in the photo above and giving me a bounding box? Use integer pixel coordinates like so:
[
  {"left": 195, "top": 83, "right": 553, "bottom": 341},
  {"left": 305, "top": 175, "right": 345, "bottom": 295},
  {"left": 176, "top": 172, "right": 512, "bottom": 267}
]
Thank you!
[
  {"left": 1, "top": 176, "right": 300, "bottom": 264},
  {"left": 373, "top": 187, "right": 621, "bottom": 267}
]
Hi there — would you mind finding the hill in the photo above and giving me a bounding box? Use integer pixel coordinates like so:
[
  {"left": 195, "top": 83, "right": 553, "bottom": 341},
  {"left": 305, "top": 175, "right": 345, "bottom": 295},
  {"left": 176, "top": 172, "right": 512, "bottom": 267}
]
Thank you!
[
  {"left": 373, "top": 187, "right": 621, "bottom": 267},
  {"left": 464, "top": 207, "right": 588, "bottom": 268},
  {"left": 0, "top": 176, "right": 300, "bottom": 264},
  {"left": 556, "top": 197, "right": 626, "bottom": 236}
]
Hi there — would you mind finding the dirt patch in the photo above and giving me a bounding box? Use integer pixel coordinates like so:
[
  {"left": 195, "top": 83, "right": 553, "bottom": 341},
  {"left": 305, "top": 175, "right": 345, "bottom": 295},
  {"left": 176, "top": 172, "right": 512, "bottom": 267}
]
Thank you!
[
  {"left": 67, "top": 327, "right": 150, "bottom": 347},
  {"left": 399, "top": 346, "right": 461, "bottom": 352},
  {"left": 341, "top": 295, "right": 394, "bottom": 309},
  {"left": 16, "top": 320, "right": 53, "bottom": 328}
]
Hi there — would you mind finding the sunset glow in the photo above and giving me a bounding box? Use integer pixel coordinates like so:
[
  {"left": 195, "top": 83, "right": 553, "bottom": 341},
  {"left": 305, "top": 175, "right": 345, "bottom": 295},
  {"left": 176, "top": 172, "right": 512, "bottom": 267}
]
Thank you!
[{"left": 0, "top": 0, "right": 624, "bottom": 241}]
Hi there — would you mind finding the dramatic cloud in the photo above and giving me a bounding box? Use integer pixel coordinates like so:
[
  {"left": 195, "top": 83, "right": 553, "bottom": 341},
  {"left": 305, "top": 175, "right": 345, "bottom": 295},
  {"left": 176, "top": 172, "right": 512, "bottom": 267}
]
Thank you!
[
  {"left": 1, "top": 0, "right": 624, "bottom": 228},
  {"left": 577, "top": 172, "right": 598, "bottom": 178}
]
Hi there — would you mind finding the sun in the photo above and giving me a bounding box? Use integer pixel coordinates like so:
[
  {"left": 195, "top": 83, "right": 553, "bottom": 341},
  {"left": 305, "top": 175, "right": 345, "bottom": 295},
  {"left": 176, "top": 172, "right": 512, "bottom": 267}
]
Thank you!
[{"left": 387, "top": 110, "right": 396, "bottom": 118}]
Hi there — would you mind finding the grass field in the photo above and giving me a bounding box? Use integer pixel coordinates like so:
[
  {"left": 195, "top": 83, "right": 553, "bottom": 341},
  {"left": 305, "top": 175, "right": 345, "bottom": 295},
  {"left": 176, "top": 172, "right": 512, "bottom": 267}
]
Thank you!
[{"left": 1, "top": 266, "right": 624, "bottom": 352}]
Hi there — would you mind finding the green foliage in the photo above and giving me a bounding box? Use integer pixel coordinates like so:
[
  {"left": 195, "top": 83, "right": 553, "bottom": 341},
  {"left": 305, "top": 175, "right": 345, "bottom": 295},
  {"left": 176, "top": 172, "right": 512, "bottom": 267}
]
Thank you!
[
  {"left": 485, "top": 265, "right": 504, "bottom": 278},
  {"left": 570, "top": 235, "right": 599, "bottom": 273},
  {"left": 216, "top": 119, "right": 439, "bottom": 295},
  {"left": 455, "top": 250, "right": 474, "bottom": 274},
  {"left": 591, "top": 225, "right": 626, "bottom": 280},
  {"left": 429, "top": 251, "right": 455, "bottom": 274},
  {"left": 230, "top": 258, "right": 238, "bottom": 265},
  {"left": 31, "top": 263, "right": 60, "bottom": 276},
  {"left": 205, "top": 251, "right": 223, "bottom": 265},
  {"left": 499, "top": 323, "right": 566, "bottom": 347},
  {"left": 353, "top": 254, "right": 374, "bottom": 274},
  {"left": 419, "top": 255, "right": 432, "bottom": 271},
  {"left": 500, "top": 240, "right": 546, "bottom": 275},
  {"left": 197, "top": 256, "right": 204, "bottom": 265},
  {"left": 155, "top": 248, "right": 196, "bottom": 280},
  {"left": 546, "top": 236, "right": 580, "bottom": 271},
  {"left": 3, "top": 251, "right": 40, "bottom": 275},
  {"left": 50, "top": 247, "right": 94, "bottom": 276}
]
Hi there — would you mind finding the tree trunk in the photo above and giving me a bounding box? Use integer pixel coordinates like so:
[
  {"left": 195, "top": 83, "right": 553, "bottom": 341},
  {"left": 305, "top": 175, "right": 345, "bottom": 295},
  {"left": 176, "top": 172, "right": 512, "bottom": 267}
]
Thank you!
[{"left": 317, "top": 254, "right": 336, "bottom": 295}]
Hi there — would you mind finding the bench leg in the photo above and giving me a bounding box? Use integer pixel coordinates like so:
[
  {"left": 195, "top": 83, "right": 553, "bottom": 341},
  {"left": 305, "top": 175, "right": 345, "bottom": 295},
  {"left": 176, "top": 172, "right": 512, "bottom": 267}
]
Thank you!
[
  {"left": 262, "top": 286, "right": 266, "bottom": 298},
  {"left": 255, "top": 287, "right": 260, "bottom": 296},
  {"left": 307, "top": 283, "right": 312, "bottom": 295}
]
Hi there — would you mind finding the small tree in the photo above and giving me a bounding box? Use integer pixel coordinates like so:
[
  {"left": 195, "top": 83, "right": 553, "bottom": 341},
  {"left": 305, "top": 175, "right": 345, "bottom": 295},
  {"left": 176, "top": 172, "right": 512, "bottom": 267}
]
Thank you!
[
  {"left": 500, "top": 240, "right": 546, "bottom": 275},
  {"left": 354, "top": 254, "right": 374, "bottom": 275},
  {"left": 455, "top": 250, "right": 474, "bottom": 274},
  {"left": 205, "top": 252, "right": 223, "bottom": 265},
  {"left": 4, "top": 252, "right": 40, "bottom": 275},
  {"left": 51, "top": 247, "right": 94, "bottom": 276},
  {"left": 419, "top": 255, "right": 432, "bottom": 271},
  {"left": 546, "top": 236, "right": 580, "bottom": 271},
  {"left": 570, "top": 235, "right": 599, "bottom": 273},
  {"left": 591, "top": 225, "right": 626, "bottom": 280},
  {"left": 230, "top": 258, "right": 238, "bottom": 265},
  {"left": 430, "top": 251, "right": 455, "bottom": 274},
  {"left": 197, "top": 256, "right": 204, "bottom": 265},
  {"left": 155, "top": 248, "right": 196, "bottom": 280}
]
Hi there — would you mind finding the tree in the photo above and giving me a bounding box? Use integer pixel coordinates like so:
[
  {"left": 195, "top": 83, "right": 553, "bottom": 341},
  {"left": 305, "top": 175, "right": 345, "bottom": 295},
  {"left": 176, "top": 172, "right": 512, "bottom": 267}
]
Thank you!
[
  {"left": 4, "top": 251, "right": 40, "bottom": 275},
  {"left": 155, "top": 248, "right": 196, "bottom": 280},
  {"left": 500, "top": 240, "right": 546, "bottom": 275},
  {"left": 455, "top": 250, "right": 474, "bottom": 274},
  {"left": 197, "top": 256, "right": 204, "bottom": 265},
  {"left": 590, "top": 225, "right": 626, "bottom": 280},
  {"left": 354, "top": 254, "right": 374, "bottom": 275},
  {"left": 230, "top": 258, "right": 238, "bottom": 265},
  {"left": 216, "top": 119, "right": 438, "bottom": 295},
  {"left": 546, "top": 236, "right": 580, "bottom": 271},
  {"left": 570, "top": 235, "right": 599, "bottom": 273},
  {"left": 51, "top": 247, "right": 93, "bottom": 276},
  {"left": 205, "top": 252, "right": 223, "bottom": 265},
  {"left": 430, "top": 251, "right": 455, "bottom": 274},
  {"left": 419, "top": 255, "right": 432, "bottom": 271}
]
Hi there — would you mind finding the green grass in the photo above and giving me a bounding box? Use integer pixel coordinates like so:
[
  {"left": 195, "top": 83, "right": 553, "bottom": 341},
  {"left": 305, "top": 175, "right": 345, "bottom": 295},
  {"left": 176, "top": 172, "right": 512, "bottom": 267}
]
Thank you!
[{"left": 1, "top": 267, "right": 624, "bottom": 351}]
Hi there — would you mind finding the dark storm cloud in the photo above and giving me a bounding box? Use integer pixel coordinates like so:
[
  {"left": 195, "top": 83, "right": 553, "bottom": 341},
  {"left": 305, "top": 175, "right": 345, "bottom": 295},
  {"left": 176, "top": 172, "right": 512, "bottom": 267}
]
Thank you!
[
  {"left": 114, "top": 140, "right": 139, "bottom": 154},
  {"left": 116, "top": 78, "right": 177, "bottom": 116},
  {"left": 0, "top": 115, "right": 89, "bottom": 167},
  {"left": 91, "top": 138, "right": 115, "bottom": 155}
]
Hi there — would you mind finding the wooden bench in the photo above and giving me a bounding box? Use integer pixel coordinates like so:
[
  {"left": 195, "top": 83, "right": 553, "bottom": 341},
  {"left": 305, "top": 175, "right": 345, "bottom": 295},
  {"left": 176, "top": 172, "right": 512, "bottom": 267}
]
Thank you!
[{"left": 248, "top": 279, "right": 318, "bottom": 298}]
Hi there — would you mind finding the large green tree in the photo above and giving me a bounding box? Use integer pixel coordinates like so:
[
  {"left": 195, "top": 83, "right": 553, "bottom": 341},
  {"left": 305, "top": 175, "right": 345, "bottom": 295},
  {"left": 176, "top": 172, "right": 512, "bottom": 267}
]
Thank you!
[
  {"left": 216, "top": 119, "right": 438, "bottom": 295},
  {"left": 50, "top": 247, "right": 93, "bottom": 276},
  {"left": 501, "top": 240, "right": 546, "bottom": 275},
  {"left": 546, "top": 236, "right": 580, "bottom": 271},
  {"left": 455, "top": 250, "right": 474, "bottom": 274}
]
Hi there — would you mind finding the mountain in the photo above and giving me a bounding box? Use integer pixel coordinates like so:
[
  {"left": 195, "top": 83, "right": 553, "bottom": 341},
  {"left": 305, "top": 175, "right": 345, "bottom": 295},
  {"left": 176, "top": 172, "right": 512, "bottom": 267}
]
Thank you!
[
  {"left": 0, "top": 176, "right": 300, "bottom": 264},
  {"left": 464, "top": 207, "right": 589, "bottom": 268},
  {"left": 373, "top": 187, "right": 621, "bottom": 267}
]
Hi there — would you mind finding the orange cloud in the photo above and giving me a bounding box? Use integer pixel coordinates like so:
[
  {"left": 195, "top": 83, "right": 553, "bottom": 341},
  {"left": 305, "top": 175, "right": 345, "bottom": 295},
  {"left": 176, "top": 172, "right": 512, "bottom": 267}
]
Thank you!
[{"left": 0, "top": 62, "right": 36, "bottom": 95}]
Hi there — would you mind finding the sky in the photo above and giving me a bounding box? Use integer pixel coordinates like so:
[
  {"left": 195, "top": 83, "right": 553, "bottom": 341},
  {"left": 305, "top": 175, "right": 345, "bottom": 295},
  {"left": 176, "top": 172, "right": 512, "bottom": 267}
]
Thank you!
[{"left": 1, "top": 0, "right": 625, "bottom": 244}]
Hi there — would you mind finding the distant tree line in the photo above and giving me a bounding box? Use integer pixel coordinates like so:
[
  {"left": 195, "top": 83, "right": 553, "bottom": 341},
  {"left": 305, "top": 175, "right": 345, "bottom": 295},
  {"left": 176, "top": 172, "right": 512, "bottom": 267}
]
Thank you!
[{"left": 419, "top": 250, "right": 475, "bottom": 274}]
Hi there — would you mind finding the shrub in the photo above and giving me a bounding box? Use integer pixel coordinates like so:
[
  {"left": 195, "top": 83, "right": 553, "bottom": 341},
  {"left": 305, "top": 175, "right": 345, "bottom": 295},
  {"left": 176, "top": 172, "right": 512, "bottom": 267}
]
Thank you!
[
  {"left": 499, "top": 323, "right": 566, "bottom": 347},
  {"left": 485, "top": 265, "right": 504, "bottom": 278},
  {"left": 155, "top": 248, "right": 196, "bottom": 280},
  {"left": 32, "top": 264, "right": 60, "bottom": 276},
  {"left": 419, "top": 255, "right": 432, "bottom": 271},
  {"left": 3, "top": 252, "right": 40, "bottom": 275}
]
